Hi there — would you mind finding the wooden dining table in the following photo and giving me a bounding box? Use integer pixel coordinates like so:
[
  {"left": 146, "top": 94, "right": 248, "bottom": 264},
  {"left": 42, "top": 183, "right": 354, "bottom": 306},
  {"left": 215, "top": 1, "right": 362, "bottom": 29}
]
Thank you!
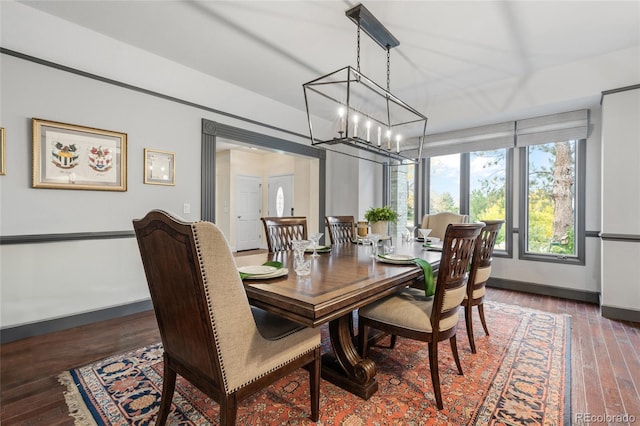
[{"left": 235, "top": 240, "right": 441, "bottom": 399}]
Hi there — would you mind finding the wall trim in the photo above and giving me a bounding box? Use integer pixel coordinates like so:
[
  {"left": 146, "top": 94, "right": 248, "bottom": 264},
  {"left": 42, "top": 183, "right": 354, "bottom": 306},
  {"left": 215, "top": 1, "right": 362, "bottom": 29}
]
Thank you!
[
  {"left": 0, "top": 47, "right": 309, "bottom": 142},
  {"left": 601, "top": 305, "right": 640, "bottom": 323},
  {"left": 600, "top": 233, "right": 640, "bottom": 242},
  {"left": 488, "top": 277, "right": 600, "bottom": 304},
  {"left": 1, "top": 231, "right": 135, "bottom": 245},
  {"left": 601, "top": 84, "right": 640, "bottom": 104},
  {"left": 0, "top": 299, "right": 153, "bottom": 344}
]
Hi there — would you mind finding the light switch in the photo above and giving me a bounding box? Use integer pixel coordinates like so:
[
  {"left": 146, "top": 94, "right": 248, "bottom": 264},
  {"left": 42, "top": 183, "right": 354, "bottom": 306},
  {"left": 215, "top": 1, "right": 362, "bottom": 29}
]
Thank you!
[{"left": 183, "top": 203, "right": 191, "bottom": 214}]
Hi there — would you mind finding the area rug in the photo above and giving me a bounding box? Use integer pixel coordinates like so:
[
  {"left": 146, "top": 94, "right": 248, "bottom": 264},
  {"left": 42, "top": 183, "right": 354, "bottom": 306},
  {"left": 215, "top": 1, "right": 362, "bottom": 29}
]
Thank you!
[{"left": 58, "top": 301, "right": 570, "bottom": 425}]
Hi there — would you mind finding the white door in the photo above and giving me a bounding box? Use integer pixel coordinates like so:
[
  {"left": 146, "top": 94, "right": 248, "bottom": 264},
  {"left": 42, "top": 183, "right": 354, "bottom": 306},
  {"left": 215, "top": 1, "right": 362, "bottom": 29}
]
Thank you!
[
  {"left": 268, "top": 175, "right": 294, "bottom": 217},
  {"left": 236, "top": 175, "right": 262, "bottom": 251}
]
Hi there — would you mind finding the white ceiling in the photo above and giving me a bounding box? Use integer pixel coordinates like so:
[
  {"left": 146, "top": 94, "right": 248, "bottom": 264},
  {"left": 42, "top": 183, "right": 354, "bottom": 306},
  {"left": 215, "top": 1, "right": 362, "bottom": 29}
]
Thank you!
[{"left": 17, "top": 0, "right": 640, "bottom": 135}]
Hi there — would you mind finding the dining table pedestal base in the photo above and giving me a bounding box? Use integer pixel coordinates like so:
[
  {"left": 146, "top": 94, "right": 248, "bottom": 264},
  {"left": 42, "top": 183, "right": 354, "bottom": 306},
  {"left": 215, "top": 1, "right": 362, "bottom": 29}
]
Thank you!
[{"left": 320, "top": 314, "right": 379, "bottom": 400}]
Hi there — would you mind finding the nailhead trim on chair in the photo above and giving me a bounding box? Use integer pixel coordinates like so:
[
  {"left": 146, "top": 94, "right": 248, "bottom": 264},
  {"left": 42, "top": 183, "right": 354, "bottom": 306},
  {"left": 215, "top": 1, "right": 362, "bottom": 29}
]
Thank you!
[{"left": 191, "top": 222, "right": 320, "bottom": 396}]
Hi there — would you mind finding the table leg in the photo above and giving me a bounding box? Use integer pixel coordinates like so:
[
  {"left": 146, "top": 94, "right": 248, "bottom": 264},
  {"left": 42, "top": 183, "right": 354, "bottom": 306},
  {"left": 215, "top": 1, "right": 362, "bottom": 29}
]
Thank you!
[{"left": 321, "top": 313, "right": 378, "bottom": 399}]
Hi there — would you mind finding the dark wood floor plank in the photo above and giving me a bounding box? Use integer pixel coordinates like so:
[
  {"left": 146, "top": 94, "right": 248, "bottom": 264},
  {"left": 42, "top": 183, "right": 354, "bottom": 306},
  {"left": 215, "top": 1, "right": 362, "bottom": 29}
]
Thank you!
[{"left": 1, "top": 287, "right": 638, "bottom": 425}]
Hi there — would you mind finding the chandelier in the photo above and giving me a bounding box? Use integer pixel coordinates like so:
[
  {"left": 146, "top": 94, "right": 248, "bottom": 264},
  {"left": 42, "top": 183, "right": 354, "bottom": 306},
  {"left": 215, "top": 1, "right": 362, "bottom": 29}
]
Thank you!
[{"left": 303, "top": 3, "right": 427, "bottom": 163}]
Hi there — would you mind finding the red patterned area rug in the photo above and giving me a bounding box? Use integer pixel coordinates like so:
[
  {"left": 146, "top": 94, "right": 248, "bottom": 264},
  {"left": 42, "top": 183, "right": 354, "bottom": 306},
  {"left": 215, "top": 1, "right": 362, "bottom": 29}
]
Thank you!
[{"left": 58, "top": 301, "right": 570, "bottom": 425}]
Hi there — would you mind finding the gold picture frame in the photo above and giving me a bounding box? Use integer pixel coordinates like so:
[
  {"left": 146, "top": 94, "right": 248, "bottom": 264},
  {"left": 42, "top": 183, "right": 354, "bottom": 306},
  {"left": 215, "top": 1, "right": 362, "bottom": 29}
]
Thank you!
[
  {"left": 144, "top": 148, "right": 175, "bottom": 186},
  {"left": 32, "top": 118, "right": 127, "bottom": 191},
  {"left": 0, "top": 127, "right": 5, "bottom": 175}
]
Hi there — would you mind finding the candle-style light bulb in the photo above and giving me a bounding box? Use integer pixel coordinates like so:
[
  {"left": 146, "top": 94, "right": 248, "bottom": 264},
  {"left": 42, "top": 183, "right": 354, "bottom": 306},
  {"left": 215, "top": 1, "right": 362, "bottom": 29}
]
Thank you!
[
  {"left": 396, "top": 134, "right": 401, "bottom": 153},
  {"left": 338, "top": 107, "right": 345, "bottom": 135},
  {"left": 353, "top": 115, "right": 359, "bottom": 139},
  {"left": 386, "top": 129, "right": 392, "bottom": 150},
  {"left": 365, "top": 120, "right": 371, "bottom": 142},
  {"left": 377, "top": 127, "right": 382, "bottom": 146}
]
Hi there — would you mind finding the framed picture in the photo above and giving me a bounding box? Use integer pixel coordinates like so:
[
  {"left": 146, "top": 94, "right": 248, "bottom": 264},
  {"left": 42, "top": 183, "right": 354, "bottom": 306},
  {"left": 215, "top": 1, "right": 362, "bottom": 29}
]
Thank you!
[
  {"left": 0, "top": 127, "right": 5, "bottom": 175},
  {"left": 32, "top": 118, "right": 127, "bottom": 191},
  {"left": 144, "top": 148, "right": 175, "bottom": 186}
]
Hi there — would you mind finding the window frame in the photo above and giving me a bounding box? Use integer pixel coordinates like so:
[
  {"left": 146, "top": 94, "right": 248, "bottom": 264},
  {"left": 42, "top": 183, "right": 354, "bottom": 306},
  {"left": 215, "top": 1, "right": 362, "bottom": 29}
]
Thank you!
[
  {"left": 518, "top": 139, "right": 586, "bottom": 265},
  {"left": 422, "top": 148, "right": 513, "bottom": 258}
]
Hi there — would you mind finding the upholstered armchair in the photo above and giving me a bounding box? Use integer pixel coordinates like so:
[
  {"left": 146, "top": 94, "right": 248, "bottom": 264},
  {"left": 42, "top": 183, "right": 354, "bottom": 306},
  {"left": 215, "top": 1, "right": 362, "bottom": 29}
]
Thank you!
[
  {"left": 420, "top": 212, "right": 469, "bottom": 240},
  {"left": 133, "top": 210, "right": 321, "bottom": 425}
]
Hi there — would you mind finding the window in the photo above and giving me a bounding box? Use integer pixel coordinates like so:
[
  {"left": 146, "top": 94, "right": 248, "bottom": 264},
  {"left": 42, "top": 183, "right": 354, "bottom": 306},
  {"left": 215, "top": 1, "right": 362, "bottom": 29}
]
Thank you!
[
  {"left": 469, "top": 149, "right": 508, "bottom": 250},
  {"left": 426, "top": 149, "right": 512, "bottom": 255},
  {"left": 429, "top": 153, "right": 461, "bottom": 213},
  {"left": 519, "top": 139, "right": 585, "bottom": 264}
]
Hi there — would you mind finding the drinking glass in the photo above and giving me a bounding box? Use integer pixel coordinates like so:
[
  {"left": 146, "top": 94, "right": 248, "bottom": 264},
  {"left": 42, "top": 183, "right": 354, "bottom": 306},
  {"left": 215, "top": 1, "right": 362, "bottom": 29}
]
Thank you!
[
  {"left": 368, "top": 233, "right": 381, "bottom": 257},
  {"left": 308, "top": 232, "right": 323, "bottom": 257},
  {"left": 294, "top": 258, "right": 311, "bottom": 276},
  {"left": 405, "top": 224, "right": 417, "bottom": 241},
  {"left": 291, "top": 239, "right": 310, "bottom": 261}
]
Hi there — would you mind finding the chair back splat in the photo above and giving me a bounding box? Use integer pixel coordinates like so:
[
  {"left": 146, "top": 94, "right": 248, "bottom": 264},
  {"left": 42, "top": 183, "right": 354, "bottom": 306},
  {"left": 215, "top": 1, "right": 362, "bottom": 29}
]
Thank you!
[
  {"left": 261, "top": 216, "right": 308, "bottom": 252},
  {"left": 325, "top": 215, "right": 356, "bottom": 245},
  {"left": 133, "top": 210, "right": 321, "bottom": 425}
]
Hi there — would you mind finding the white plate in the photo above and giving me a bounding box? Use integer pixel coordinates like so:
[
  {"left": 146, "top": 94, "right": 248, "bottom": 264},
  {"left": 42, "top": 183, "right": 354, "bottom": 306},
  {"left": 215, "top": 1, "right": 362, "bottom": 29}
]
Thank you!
[
  {"left": 242, "top": 268, "right": 289, "bottom": 280},
  {"left": 382, "top": 254, "right": 415, "bottom": 261},
  {"left": 377, "top": 254, "right": 416, "bottom": 264},
  {"left": 423, "top": 243, "right": 443, "bottom": 251},
  {"left": 238, "top": 265, "right": 278, "bottom": 275}
]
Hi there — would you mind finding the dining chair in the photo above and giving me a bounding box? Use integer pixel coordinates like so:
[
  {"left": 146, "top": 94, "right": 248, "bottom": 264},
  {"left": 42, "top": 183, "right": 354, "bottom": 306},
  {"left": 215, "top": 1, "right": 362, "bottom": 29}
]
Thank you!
[
  {"left": 261, "top": 216, "right": 308, "bottom": 252},
  {"left": 420, "top": 212, "right": 469, "bottom": 240},
  {"left": 358, "top": 223, "right": 483, "bottom": 410},
  {"left": 325, "top": 215, "right": 356, "bottom": 245},
  {"left": 133, "top": 210, "right": 321, "bottom": 425},
  {"left": 463, "top": 219, "right": 504, "bottom": 354}
]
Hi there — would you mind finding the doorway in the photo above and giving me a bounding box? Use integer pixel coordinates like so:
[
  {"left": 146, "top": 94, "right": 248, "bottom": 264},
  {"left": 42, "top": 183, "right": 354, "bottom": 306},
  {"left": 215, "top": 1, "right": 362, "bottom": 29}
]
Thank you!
[{"left": 235, "top": 175, "right": 262, "bottom": 250}]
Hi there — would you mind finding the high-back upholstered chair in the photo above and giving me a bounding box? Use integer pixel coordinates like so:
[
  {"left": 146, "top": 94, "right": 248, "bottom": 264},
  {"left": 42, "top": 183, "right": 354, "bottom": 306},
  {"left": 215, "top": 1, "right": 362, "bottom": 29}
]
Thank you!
[
  {"left": 261, "top": 216, "right": 308, "bottom": 252},
  {"left": 421, "top": 212, "right": 469, "bottom": 240},
  {"left": 358, "top": 223, "right": 483, "bottom": 410},
  {"left": 133, "top": 210, "right": 321, "bottom": 425},
  {"left": 325, "top": 216, "right": 356, "bottom": 245},
  {"left": 463, "top": 219, "right": 504, "bottom": 354}
]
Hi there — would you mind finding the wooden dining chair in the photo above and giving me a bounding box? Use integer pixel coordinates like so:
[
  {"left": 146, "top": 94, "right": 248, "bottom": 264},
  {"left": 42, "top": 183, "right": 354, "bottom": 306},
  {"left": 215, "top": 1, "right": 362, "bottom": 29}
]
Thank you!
[
  {"left": 261, "top": 216, "right": 308, "bottom": 252},
  {"left": 325, "top": 215, "right": 356, "bottom": 245},
  {"left": 358, "top": 223, "right": 483, "bottom": 410},
  {"left": 133, "top": 210, "right": 321, "bottom": 425},
  {"left": 420, "top": 212, "right": 469, "bottom": 240},
  {"left": 463, "top": 219, "right": 504, "bottom": 353}
]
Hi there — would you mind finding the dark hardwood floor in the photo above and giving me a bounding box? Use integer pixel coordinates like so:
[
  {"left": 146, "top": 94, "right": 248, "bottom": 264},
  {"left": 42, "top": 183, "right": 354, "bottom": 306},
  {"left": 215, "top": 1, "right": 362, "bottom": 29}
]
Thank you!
[{"left": 1, "top": 287, "right": 639, "bottom": 425}]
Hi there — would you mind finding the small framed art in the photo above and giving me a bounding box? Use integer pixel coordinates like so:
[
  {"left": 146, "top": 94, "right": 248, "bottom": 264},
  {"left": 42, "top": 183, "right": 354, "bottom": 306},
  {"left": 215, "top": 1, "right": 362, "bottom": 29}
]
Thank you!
[
  {"left": 32, "top": 118, "right": 127, "bottom": 191},
  {"left": 144, "top": 148, "right": 175, "bottom": 186}
]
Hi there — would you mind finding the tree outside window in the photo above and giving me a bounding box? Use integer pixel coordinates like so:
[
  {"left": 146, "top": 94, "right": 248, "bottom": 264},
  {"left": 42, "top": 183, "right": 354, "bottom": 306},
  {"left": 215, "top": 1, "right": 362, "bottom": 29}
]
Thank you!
[{"left": 525, "top": 140, "right": 577, "bottom": 256}]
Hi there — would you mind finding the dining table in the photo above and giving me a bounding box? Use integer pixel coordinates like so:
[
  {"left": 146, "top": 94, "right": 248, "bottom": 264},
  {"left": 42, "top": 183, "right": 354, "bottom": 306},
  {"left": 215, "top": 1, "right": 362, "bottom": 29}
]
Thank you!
[{"left": 235, "top": 239, "right": 441, "bottom": 400}]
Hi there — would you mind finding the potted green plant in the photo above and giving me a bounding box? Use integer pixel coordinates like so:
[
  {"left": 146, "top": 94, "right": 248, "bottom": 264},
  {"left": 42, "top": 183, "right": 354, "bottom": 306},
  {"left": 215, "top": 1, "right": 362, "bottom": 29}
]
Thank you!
[{"left": 364, "top": 206, "right": 398, "bottom": 235}]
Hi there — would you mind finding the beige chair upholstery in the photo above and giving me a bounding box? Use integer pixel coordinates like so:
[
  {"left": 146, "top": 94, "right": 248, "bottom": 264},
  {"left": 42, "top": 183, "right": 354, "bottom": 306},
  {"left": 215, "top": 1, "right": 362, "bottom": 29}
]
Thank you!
[
  {"left": 261, "top": 216, "right": 308, "bottom": 252},
  {"left": 133, "top": 210, "right": 321, "bottom": 425},
  {"left": 463, "top": 219, "right": 504, "bottom": 354},
  {"left": 358, "top": 223, "right": 483, "bottom": 410},
  {"left": 325, "top": 216, "right": 356, "bottom": 245},
  {"left": 421, "top": 212, "right": 469, "bottom": 240}
]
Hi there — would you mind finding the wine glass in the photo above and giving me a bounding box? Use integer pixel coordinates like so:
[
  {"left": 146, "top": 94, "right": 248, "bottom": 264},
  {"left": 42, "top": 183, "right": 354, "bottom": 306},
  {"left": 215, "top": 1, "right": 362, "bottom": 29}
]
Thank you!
[
  {"left": 308, "top": 232, "right": 323, "bottom": 257},
  {"left": 405, "top": 224, "right": 417, "bottom": 241},
  {"left": 367, "top": 233, "right": 381, "bottom": 257},
  {"left": 418, "top": 228, "right": 432, "bottom": 242}
]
